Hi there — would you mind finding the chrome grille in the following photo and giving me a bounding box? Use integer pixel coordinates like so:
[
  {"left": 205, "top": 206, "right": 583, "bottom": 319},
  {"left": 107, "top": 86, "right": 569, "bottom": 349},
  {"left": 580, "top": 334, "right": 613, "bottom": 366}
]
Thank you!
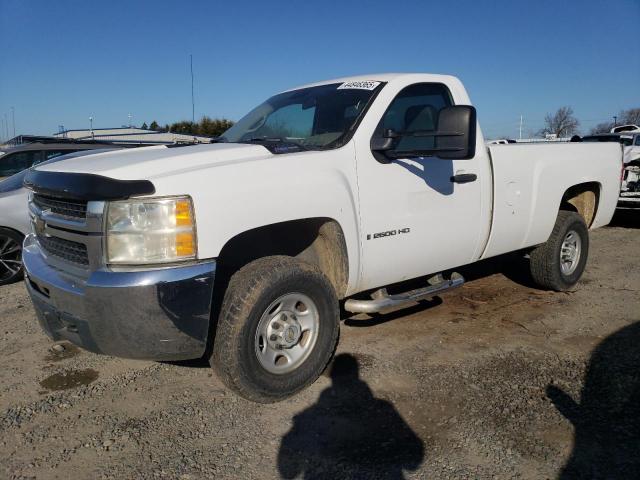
[
  {"left": 33, "top": 194, "right": 87, "bottom": 220},
  {"left": 37, "top": 234, "right": 89, "bottom": 266}
]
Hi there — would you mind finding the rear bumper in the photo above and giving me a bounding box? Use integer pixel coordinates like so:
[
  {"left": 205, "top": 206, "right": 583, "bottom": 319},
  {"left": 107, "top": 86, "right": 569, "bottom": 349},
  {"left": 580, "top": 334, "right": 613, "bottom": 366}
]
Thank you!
[{"left": 23, "top": 234, "right": 216, "bottom": 361}]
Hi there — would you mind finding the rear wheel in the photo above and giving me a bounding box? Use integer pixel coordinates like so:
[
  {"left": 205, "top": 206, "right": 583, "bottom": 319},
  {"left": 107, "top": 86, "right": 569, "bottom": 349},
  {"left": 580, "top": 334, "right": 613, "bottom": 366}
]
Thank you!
[
  {"left": 211, "top": 256, "right": 339, "bottom": 403},
  {"left": 529, "top": 211, "right": 589, "bottom": 291},
  {"left": 0, "top": 228, "right": 24, "bottom": 286}
]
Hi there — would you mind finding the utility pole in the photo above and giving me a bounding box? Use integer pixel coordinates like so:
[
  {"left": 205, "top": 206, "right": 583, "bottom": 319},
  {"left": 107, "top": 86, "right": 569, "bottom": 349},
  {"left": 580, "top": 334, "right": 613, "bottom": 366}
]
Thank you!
[
  {"left": 10, "top": 107, "right": 15, "bottom": 137},
  {"left": 190, "top": 54, "right": 195, "bottom": 124},
  {"left": 519, "top": 115, "right": 523, "bottom": 140},
  {"left": 128, "top": 113, "right": 132, "bottom": 128},
  {"left": 89, "top": 116, "right": 94, "bottom": 138},
  {"left": 613, "top": 116, "right": 618, "bottom": 127}
]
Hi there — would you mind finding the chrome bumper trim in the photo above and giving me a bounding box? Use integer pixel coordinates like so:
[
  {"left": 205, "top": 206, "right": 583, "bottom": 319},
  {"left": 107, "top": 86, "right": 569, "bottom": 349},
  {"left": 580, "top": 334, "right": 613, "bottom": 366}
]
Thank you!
[{"left": 23, "top": 234, "right": 216, "bottom": 361}]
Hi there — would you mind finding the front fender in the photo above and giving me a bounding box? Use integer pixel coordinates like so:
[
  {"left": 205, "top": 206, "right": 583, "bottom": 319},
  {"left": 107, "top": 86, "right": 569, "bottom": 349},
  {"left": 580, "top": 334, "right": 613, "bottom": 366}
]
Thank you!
[{"left": 151, "top": 146, "right": 362, "bottom": 294}]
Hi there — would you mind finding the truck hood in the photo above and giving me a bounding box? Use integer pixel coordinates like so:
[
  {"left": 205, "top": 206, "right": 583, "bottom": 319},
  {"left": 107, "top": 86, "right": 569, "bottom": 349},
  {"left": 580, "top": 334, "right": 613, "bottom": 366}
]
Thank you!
[{"left": 33, "top": 143, "right": 273, "bottom": 181}]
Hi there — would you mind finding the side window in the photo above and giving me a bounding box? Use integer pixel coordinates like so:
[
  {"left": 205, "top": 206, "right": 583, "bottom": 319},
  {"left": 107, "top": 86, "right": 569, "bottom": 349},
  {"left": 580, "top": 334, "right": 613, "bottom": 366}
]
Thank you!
[
  {"left": 0, "top": 151, "right": 40, "bottom": 177},
  {"left": 377, "top": 83, "right": 453, "bottom": 152},
  {"left": 635, "top": 136, "right": 640, "bottom": 146}
]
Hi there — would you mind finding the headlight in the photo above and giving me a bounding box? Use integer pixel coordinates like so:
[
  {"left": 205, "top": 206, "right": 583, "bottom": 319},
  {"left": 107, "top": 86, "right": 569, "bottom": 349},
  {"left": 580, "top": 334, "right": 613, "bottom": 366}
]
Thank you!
[{"left": 106, "top": 196, "right": 197, "bottom": 265}]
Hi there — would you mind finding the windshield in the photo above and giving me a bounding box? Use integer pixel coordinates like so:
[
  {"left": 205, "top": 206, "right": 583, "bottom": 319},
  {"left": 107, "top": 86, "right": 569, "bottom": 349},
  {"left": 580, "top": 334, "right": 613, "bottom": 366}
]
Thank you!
[{"left": 220, "top": 81, "right": 383, "bottom": 151}]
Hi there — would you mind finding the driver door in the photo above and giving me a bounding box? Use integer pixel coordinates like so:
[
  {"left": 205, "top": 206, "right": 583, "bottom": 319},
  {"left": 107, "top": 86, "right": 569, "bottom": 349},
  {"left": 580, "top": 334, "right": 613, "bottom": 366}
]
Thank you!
[{"left": 355, "top": 82, "right": 484, "bottom": 290}]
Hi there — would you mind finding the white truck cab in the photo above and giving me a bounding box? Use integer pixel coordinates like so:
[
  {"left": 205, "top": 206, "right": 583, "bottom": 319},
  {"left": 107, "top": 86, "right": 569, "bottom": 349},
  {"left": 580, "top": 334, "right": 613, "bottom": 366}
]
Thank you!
[{"left": 22, "top": 74, "right": 622, "bottom": 401}]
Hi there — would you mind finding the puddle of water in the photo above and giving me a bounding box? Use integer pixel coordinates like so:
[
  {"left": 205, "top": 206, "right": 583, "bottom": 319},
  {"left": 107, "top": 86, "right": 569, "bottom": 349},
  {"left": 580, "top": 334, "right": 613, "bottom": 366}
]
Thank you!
[
  {"left": 44, "top": 342, "right": 81, "bottom": 362},
  {"left": 39, "top": 369, "right": 99, "bottom": 391}
]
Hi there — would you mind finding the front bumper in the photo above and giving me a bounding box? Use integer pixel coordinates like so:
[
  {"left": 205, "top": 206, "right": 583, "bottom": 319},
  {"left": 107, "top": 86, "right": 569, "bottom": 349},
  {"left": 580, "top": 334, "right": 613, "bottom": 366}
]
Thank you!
[{"left": 23, "top": 234, "right": 216, "bottom": 361}]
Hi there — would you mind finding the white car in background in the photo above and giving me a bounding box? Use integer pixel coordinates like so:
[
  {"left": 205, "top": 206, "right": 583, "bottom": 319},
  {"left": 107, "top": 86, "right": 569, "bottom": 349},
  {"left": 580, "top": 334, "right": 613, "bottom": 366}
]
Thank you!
[
  {"left": 581, "top": 131, "right": 640, "bottom": 207},
  {"left": 0, "top": 148, "right": 125, "bottom": 285}
]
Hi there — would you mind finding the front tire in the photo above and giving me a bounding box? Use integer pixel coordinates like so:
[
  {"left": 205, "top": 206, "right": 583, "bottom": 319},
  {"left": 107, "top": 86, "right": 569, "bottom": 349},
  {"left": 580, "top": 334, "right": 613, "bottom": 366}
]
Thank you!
[
  {"left": 529, "top": 211, "right": 589, "bottom": 291},
  {"left": 211, "top": 256, "right": 339, "bottom": 403},
  {"left": 0, "top": 228, "right": 24, "bottom": 286}
]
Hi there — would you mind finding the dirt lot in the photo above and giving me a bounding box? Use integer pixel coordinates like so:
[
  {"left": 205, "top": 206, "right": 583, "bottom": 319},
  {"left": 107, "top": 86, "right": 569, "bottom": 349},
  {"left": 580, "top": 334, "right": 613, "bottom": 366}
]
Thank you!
[{"left": 1, "top": 210, "right": 639, "bottom": 480}]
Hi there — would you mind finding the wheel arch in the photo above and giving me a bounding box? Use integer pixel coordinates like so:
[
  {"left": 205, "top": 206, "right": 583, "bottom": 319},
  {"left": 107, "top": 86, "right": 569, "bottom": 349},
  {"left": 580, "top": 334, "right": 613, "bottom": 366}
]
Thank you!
[
  {"left": 214, "top": 217, "right": 349, "bottom": 299},
  {"left": 0, "top": 225, "right": 26, "bottom": 239},
  {"left": 559, "top": 181, "right": 601, "bottom": 228}
]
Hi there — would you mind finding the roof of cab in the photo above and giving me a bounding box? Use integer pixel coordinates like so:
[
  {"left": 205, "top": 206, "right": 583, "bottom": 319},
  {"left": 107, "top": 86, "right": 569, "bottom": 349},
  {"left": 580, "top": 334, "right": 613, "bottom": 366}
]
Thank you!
[{"left": 284, "top": 73, "right": 460, "bottom": 92}]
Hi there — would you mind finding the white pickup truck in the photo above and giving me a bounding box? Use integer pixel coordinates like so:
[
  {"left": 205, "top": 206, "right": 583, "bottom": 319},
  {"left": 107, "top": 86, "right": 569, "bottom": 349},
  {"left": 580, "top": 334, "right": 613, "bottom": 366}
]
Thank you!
[{"left": 22, "top": 74, "right": 621, "bottom": 402}]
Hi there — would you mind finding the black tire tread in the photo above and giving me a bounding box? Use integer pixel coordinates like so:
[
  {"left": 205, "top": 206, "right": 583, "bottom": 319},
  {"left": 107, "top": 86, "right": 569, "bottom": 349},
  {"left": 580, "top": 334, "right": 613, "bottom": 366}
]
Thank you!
[
  {"left": 529, "top": 211, "right": 588, "bottom": 291},
  {"left": 211, "top": 255, "right": 339, "bottom": 403}
]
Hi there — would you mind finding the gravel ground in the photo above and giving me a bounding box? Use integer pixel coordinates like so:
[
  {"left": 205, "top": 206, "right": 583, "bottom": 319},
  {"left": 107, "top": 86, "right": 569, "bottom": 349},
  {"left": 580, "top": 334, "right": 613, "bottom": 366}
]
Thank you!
[{"left": 1, "top": 210, "right": 638, "bottom": 479}]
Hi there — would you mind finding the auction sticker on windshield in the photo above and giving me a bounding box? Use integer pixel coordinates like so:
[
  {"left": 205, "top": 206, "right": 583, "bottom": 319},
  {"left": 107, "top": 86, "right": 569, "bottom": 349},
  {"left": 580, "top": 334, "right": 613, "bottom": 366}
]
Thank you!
[{"left": 337, "top": 81, "right": 381, "bottom": 90}]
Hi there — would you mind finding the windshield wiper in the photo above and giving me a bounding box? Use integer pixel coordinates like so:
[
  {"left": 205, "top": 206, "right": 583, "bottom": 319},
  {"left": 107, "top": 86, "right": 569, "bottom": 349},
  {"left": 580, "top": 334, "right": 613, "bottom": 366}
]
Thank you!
[{"left": 243, "top": 137, "right": 311, "bottom": 151}]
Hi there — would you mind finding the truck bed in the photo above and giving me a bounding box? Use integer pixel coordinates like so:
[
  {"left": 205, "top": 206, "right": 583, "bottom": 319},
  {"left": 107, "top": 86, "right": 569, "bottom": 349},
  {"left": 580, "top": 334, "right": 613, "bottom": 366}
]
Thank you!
[{"left": 481, "top": 142, "right": 621, "bottom": 259}]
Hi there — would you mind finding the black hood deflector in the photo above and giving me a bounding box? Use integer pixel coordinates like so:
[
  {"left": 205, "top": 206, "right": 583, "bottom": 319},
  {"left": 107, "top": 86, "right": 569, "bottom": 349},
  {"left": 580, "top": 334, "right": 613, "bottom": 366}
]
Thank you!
[{"left": 24, "top": 170, "right": 155, "bottom": 201}]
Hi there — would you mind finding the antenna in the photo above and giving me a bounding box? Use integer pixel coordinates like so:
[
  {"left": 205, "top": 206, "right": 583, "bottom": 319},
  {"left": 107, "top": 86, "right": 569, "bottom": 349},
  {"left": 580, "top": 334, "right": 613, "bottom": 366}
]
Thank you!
[{"left": 190, "top": 54, "right": 195, "bottom": 124}]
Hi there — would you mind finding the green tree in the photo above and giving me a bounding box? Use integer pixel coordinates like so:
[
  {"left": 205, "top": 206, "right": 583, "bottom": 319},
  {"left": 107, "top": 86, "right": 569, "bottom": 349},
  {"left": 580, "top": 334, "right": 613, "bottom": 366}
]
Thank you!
[
  {"left": 149, "top": 121, "right": 159, "bottom": 131},
  {"left": 141, "top": 122, "right": 148, "bottom": 130},
  {"left": 166, "top": 117, "right": 234, "bottom": 137},
  {"left": 198, "top": 116, "right": 234, "bottom": 137}
]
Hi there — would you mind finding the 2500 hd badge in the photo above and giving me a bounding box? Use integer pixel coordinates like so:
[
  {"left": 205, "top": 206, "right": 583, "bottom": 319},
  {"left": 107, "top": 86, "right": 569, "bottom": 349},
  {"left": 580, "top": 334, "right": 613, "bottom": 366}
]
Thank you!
[{"left": 367, "top": 228, "right": 411, "bottom": 240}]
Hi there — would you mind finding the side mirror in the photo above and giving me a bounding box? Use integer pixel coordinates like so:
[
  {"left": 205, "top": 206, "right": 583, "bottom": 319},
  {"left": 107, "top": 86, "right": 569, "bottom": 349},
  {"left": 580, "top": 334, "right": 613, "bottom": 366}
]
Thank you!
[
  {"left": 435, "top": 106, "right": 477, "bottom": 160},
  {"left": 370, "top": 135, "right": 395, "bottom": 152}
]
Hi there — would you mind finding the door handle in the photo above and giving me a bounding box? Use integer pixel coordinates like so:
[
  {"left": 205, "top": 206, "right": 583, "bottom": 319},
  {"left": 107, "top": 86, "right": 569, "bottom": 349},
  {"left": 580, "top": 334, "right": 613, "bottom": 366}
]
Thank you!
[{"left": 450, "top": 173, "right": 477, "bottom": 184}]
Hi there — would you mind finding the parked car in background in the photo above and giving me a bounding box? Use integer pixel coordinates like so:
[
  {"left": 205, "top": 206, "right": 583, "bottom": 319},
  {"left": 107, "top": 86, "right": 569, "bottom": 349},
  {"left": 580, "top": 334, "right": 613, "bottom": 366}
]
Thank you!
[
  {"left": 0, "top": 147, "right": 128, "bottom": 285},
  {"left": 611, "top": 124, "right": 640, "bottom": 134},
  {"left": 0, "top": 141, "right": 123, "bottom": 180},
  {"left": 581, "top": 131, "right": 640, "bottom": 208}
]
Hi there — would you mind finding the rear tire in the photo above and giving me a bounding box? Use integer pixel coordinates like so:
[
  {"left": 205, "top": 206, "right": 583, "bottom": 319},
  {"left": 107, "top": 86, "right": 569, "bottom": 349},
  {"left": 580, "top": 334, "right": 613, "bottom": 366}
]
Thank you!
[
  {"left": 211, "top": 256, "right": 339, "bottom": 403},
  {"left": 529, "top": 211, "right": 589, "bottom": 291},
  {"left": 0, "top": 228, "right": 24, "bottom": 286}
]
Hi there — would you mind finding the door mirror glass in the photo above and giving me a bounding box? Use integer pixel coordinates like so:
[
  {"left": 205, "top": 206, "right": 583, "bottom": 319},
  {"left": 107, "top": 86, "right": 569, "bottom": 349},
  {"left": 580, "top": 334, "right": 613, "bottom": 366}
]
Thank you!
[
  {"left": 371, "top": 105, "right": 477, "bottom": 161},
  {"left": 434, "top": 105, "right": 476, "bottom": 160}
]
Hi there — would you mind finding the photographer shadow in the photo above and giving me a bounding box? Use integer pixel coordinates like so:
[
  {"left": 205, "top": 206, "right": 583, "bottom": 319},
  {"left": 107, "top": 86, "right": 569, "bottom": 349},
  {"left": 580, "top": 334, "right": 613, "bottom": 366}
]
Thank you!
[
  {"left": 278, "top": 353, "right": 424, "bottom": 479},
  {"left": 547, "top": 322, "right": 640, "bottom": 478}
]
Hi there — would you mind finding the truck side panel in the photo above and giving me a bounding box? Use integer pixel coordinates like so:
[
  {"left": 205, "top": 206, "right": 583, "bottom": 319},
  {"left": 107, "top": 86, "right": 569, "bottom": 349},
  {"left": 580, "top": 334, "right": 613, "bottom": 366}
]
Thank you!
[{"left": 481, "top": 142, "right": 621, "bottom": 259}]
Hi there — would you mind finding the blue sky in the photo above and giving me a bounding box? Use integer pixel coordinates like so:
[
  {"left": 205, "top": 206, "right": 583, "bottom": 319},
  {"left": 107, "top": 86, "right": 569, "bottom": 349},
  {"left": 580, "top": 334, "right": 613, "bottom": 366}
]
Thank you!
[{"left": 0, "top": 0, "right": 638, "bottom": 140}]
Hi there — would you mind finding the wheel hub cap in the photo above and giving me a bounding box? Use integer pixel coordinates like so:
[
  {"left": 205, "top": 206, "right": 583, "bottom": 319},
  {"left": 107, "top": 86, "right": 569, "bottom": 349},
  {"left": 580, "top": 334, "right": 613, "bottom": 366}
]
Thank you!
[
  {"left": 255, "top": 293, "right": 320, "bottom": 375},
  {"left": 560, "top": 230, "right": 581, "bottom": 276},
  {"left": 267, "top": 312, "right": 302, "bottom": 349},
  {"left": 0, "top": 235, "right": 22, "bottom": 282}
]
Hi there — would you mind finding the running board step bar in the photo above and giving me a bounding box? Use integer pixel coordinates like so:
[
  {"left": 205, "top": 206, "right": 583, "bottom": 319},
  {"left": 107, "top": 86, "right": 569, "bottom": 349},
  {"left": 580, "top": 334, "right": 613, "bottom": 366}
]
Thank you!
[{"left": 344, "top": 274, "right": 465, "bottom": 314}]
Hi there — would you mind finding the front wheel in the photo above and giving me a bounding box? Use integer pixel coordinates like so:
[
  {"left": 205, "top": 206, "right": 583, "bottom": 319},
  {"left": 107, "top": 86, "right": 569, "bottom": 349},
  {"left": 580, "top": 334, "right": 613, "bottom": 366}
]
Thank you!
[
  {"left": 529, "top": 211, "right": 589, "bottom": 291},
  {"left": 0, "top": 228, "right": 24, "bottom": 286},
  {"left": 211, "top": 256, "right": 339, "bottom": 403}
]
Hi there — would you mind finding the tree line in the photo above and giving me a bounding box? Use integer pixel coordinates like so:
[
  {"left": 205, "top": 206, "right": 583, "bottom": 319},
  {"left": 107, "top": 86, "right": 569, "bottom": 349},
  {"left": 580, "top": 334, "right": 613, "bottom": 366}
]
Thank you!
[
  {"left": 140, "top": 116, "right": 234, "bottom": 137},
  {"left": 538, "top": 106, "right": 640, "bottom": 138}
]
